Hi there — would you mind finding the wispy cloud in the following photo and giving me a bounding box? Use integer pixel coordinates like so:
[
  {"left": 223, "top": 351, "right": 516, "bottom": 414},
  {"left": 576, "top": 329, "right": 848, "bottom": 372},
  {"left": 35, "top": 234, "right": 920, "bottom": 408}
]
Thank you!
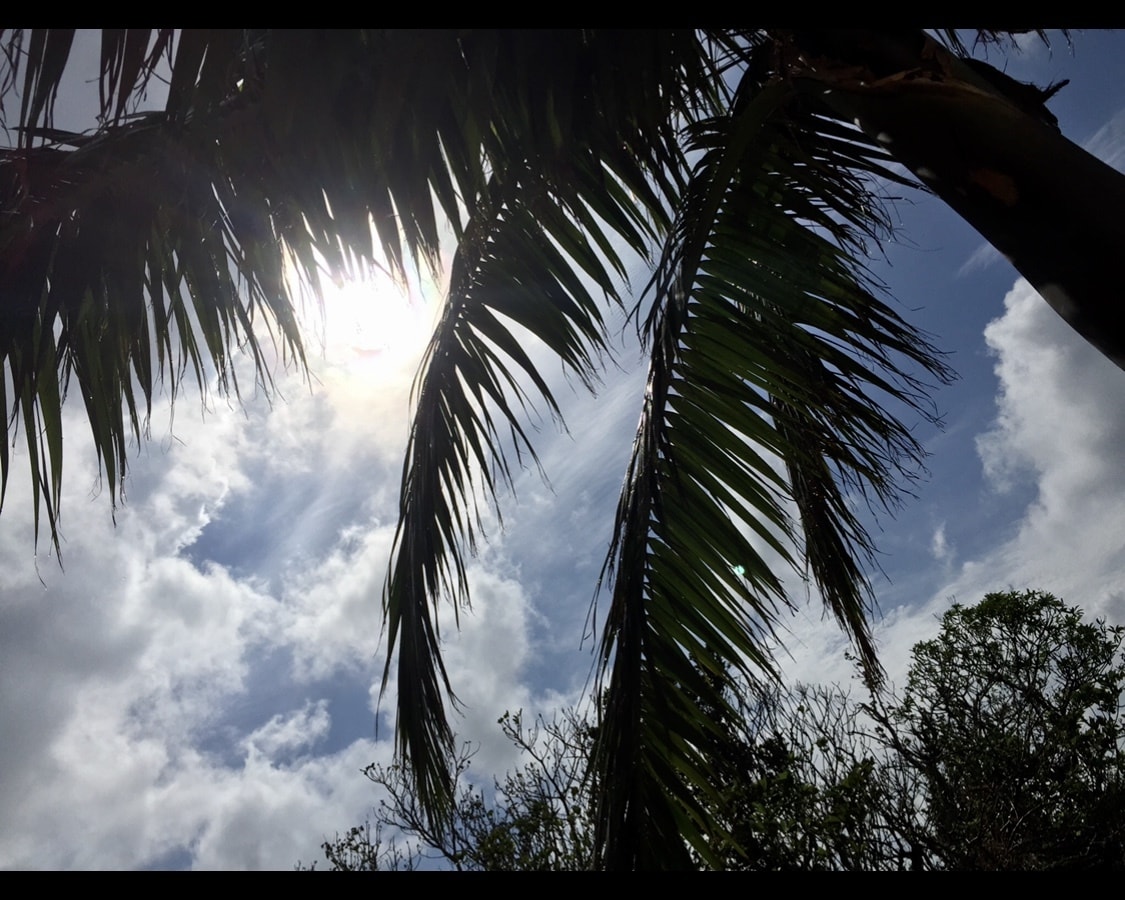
[{"left": 957, "top": 242, "right": 1004, "bottom": 278}]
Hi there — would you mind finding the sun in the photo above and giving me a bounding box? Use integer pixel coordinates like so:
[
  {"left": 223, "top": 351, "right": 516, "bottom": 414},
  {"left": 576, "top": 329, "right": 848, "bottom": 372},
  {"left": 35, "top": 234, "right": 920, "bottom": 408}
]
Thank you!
[{"left": 293, "top": 260, "right": 440, "bottom": 381}]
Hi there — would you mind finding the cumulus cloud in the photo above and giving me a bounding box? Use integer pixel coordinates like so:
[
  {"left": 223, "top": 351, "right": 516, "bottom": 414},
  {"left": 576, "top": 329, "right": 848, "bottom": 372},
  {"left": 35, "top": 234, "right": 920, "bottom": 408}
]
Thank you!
[
  {"left": 243, "top": 701, "right": 332, "bottom": 759},
  {"left": 0, "top": 297, "right": 565, "bottom": 869},
  {"left": 277, "top": 521, "right": 395, "bottom": 683},
  {"left": 824, "top": 278, "right": 1125, "bottom": 694},
  {"left": 0, "top": 351, "right": 410, "bottom": 868},
  {"left": 968, "top": 280, "right": 1125, "bottom": 615},
  {"left": 783, "top": 270, "right": 1125, "bottom": 691},
  {"left": 818, "top": 99, "right": 1125, "bottom": 688}
]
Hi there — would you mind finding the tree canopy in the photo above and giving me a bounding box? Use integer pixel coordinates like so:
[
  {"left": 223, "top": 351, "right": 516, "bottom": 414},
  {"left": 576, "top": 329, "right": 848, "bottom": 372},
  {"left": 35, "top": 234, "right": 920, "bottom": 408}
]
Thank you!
[
  {"left": 312, "top": 590, "right": 1125, "bottom": 870},
  {"left": 876, "top": 590, "right": 1125, "bottom": 868}
]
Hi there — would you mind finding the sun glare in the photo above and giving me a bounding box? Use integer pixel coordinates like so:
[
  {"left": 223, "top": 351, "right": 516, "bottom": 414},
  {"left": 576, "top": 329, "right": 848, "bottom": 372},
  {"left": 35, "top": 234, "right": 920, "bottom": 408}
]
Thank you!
[{"left": 292, "top": 259, "right": 440, "bottom": 381}]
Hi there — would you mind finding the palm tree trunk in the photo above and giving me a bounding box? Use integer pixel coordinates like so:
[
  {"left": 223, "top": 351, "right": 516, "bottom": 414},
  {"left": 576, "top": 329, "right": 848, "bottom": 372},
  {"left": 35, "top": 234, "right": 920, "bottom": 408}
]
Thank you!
[{"left": 788, "top": 29, "right": 1125, "bottom": 370}]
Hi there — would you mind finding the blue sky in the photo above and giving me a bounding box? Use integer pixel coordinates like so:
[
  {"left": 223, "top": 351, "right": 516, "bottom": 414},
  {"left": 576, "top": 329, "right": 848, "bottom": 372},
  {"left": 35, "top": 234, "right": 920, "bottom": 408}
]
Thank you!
[{"left": 3, "top": 30, "right": 1125, "bottom": 869}]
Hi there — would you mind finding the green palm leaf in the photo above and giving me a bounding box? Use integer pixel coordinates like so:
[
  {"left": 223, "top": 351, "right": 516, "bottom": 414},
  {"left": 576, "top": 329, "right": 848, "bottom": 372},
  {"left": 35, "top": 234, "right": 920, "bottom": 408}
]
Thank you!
[
  {"left": 382, "top": 29, "right": 721, "bottom": 819},
  {"left": 592, "top": 54, "right": 953, "bottom": 868}
]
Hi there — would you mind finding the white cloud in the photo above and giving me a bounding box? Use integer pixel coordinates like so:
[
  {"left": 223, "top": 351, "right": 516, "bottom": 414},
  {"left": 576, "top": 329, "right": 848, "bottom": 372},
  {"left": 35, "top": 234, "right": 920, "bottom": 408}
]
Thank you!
[
  {"left": 0, "top": 358, "right": 407, "bottom": 868},
  {"left": 783, "top": 272, "right": 1125, "bottom": 693},
  {"left": 243, "top": 701, "right": 332, "bottom": 758},
  {"left": 0, "top": 301, "right": 571, "bottom": 869},
  {"left": 278, "top": 520, "right": 394, "bottom": 684},
  {"left": 1084, "top": 107, "right": 1125, "bottom": 174},
  {"left": 969, "top": 280, "right": 1125, "bottom": 615},
  {"left": 825, "top": 278, "right": 1125, "bottom": 694},
  {"left": 930, "top": 523, "right": 952, "bottom": 564},
  {"left": 957, "top": 242, "right": 1005, "bottom": 278},
  {"left": 187, "top": 736, "right": 387, "bottom": 870}
]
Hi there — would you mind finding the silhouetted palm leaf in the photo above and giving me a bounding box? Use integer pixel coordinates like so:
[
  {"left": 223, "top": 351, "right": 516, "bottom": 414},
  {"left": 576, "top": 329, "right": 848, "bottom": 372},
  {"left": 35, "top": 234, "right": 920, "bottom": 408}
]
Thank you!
[{"left": 592, "top": 59, "right": 953, "bottom": 866}]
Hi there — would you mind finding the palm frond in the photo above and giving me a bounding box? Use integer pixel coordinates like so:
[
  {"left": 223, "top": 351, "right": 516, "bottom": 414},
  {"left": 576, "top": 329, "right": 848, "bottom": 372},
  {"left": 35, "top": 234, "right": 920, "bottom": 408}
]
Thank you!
[
  {"left": 591, "top": 58, "right": 954, "bottom": 869},
  {"left": 0, "top": 30, "right": 487, "bottom": 552},
  {"left": 381, "top": 29, "right": 724, "bottom": 821},
  {"left": 0, "top": 107, "right": 305, "bottom": 552}
]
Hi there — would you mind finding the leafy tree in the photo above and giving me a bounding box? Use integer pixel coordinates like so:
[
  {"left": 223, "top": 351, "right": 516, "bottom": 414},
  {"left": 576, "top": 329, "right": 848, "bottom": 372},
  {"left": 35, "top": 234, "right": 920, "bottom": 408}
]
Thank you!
[
  {"left": 713, "top": 590, "right": 1125, "bottom": 870},
  {"left": 871, "top": 590, "right": 1125, "bottom": 869},
  {"left": 308, "top": 592, "right": 1125, "bottom": 870},
  {"left": 308, "top": 682, "right": 921, "bottom": 871},
  {"left": 306, "top": 690, "right": 902, "bottom": 871},
  {"left": 3, "top": 30, "right": 1125, "bottom": 868},
  {"left": 697, "top": 681, "right": 912, "bottom": 870},
  {"left": 306, "top": 710, "right": 595, "bottom": 871}
]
